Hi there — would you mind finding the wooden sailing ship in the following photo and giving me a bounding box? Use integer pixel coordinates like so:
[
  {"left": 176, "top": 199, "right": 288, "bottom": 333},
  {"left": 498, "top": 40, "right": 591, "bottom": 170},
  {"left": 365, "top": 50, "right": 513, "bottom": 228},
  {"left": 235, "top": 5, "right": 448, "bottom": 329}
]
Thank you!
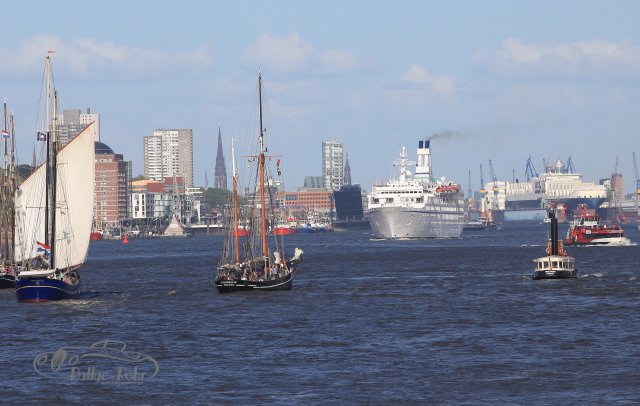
[{"left": 214, "top": 73, "right": 303, "bottom": 293}]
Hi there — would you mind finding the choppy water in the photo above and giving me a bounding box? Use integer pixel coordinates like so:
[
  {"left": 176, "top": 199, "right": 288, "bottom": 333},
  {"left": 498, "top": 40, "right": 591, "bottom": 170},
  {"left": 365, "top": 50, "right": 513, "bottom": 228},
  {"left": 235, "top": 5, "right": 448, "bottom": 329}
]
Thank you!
[{"left": 2, "top": 223, "right": 640, "bottom": 404}]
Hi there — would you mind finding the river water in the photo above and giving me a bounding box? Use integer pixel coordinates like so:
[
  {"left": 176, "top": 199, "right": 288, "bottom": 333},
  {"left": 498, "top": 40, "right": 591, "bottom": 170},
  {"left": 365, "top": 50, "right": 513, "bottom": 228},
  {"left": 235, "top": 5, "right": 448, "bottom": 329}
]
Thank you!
[{"left": 2, "top": 223, "right": 639, "bottom": 404}]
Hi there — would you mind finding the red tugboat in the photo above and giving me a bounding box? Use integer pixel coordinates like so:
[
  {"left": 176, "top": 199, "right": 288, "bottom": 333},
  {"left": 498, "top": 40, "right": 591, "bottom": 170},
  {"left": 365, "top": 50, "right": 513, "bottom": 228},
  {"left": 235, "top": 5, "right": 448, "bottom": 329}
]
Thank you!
[{"left": 565, "top": 204, "right": 630, "bottom": 246}]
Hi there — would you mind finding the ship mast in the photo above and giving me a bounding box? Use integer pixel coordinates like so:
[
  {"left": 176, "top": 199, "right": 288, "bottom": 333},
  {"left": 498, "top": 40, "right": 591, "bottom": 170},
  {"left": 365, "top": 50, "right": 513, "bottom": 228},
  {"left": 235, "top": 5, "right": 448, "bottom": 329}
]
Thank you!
[
  {"left": 44, "top": 55, "right": 52, "bottom": 255},
  {"left": 9, "top": 112, "right": 16, "bottom": 264},
  {"left": 2, "top": 99, "right": 7, "bottom": 260},
  {"left": 50, "top": 89, "right": 59, "bottom": 269},
  {"left": 44, "top": 54, "right": 58, "bottom": 269},
  {"left": 258, "top": 72, "right": 268, "bottom": 260},
  {"left": 231, "top": 137, "right": 240, "bottom": 264}
]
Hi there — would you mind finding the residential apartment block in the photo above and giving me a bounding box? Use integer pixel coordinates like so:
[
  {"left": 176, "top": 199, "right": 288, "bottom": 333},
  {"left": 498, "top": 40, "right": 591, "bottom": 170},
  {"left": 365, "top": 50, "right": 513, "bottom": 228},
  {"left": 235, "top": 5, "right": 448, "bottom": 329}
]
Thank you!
[
  {"left": 143, "top": 129, "right": 193, "bottom": 188},
  {"left": 322, "top": 141, "right": 343, "bottom": 190}
]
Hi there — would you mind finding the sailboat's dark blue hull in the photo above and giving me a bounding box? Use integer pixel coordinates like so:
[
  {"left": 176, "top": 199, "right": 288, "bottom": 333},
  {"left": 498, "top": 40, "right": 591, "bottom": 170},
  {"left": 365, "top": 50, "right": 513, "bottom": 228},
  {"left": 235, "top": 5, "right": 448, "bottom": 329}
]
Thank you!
[{"left": 16, "top": 275, "right": 80, "bottom": 302}]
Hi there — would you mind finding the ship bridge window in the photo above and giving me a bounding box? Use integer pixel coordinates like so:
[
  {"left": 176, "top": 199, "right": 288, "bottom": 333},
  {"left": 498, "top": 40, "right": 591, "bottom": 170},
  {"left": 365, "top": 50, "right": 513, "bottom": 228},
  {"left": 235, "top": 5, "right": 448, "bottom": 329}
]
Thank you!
[{"left": 552, "top": 261, "right": 558, "bottom": 268}]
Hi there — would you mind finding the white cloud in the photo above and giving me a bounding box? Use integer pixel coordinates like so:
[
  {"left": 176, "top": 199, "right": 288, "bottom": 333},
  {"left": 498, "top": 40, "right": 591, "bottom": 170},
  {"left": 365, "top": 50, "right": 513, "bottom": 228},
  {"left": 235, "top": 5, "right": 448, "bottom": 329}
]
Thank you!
[
  {"left": 243, "top": 33, "right": 360, "bottom": 75},
  {"left": 317, "top": 48, "right": 358, "bottom": 73},
  {"left": 243, "top": 33, "right": 315, "bottom": 74},
  {"left": 475, "top": 37, "right": 640, "bottom": 80},
  {"left": 400, "top": 64, "right": 455, "bottom": 98},
  {"left": 0, "top": 34, "right": 214, "bottom": 78}
]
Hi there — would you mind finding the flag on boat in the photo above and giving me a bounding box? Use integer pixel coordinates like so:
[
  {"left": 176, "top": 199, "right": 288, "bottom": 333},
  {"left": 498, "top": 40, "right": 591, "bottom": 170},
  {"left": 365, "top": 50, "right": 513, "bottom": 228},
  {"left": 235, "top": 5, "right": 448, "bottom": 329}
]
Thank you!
[
  {"left": 37, "top": 131, "right": 46, "bottom": 141},
  {"left": 36, "top": 241, "right": 51, "bottom": 255},
  {"left": 2, "top": 130, "right": 8, "bottom": 138}
]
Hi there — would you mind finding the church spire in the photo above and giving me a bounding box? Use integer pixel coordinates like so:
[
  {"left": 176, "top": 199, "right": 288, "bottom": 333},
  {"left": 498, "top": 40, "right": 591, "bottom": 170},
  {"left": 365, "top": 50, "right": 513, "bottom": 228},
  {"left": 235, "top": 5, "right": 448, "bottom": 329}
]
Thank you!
[
  {"left": 214, "top": 124, "right": 227, "bottom": 190},
  {"left": 344, "top": 151, "right": 352, "bottom": 186}
]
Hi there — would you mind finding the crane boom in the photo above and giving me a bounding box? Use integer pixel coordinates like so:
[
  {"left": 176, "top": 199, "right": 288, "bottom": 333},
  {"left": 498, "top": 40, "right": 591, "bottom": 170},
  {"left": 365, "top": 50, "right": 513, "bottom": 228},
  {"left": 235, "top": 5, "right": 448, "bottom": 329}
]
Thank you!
[
  {"left": 633, "top": 152, "right": 640, "bottom": 192},
  {"left": 467, "top": 169, "right": 472, "bottom": 201}
]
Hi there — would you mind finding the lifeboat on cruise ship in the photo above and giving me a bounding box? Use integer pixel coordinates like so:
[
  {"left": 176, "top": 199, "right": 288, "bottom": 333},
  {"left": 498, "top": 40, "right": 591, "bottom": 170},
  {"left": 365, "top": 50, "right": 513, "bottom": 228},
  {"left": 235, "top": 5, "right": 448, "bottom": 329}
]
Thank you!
[{"left": 435, "top": 184, "right": 460, "bottom": 194}]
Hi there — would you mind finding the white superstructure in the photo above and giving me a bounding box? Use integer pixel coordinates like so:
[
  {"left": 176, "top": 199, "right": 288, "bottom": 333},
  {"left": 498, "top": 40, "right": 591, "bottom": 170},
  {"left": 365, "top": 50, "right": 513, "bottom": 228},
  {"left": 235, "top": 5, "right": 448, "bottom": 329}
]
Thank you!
[{"left": 367, "top": 140, "right": 465, "bottom": 239}]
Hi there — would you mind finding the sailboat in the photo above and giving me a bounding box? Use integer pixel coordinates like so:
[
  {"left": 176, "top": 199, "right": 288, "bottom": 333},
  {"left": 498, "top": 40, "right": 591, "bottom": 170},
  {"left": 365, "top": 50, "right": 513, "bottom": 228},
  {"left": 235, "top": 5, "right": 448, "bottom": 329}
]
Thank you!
[
  {"left": 14, "top": 54, "right": 96, "bottom": 302},
  {"left": 214, "top": 73, "right": 303, "bottom": 293},
  {"left": 0, "top": 99, "right": 17, "bottom": 289}
]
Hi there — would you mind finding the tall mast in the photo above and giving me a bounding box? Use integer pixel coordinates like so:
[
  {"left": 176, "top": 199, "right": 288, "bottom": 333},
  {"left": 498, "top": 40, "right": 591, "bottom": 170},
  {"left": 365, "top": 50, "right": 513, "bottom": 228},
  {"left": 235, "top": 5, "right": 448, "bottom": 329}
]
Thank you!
[
  {"left": 2, "top": 98, "right": 7, "bottom": 259},
  {"left": 44, "top": 55, "right": 52, "bottom": 250},
  {"left": 9, "top": 112, "right": 16, "bottom": 263},
  {"left": 43, "top": 54, "right": 58, "bottom": 269},
  {"left": 50, "top": 89, "right": 59, "bottom": 269},
  {"left": 258, "top": 72, "right": 268, "bottom": 259},
  {"left": 231, "top": 138, "right": 240, "bottom": 264}
]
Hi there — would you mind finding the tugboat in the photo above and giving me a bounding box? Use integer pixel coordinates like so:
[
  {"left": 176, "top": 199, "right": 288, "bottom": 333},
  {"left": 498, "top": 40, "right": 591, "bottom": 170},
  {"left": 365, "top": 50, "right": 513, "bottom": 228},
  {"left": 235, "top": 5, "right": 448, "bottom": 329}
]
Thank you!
[
  {"left": 565, "top": 204, "right": 630, "bottom": 246},
  {"left": 532, "top": 212, "right": 578, "bottom": 280}
]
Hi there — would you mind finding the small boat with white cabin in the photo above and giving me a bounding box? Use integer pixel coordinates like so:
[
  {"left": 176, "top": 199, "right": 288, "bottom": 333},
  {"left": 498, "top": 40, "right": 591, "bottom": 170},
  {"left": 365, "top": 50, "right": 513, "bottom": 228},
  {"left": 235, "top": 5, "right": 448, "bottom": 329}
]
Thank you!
[{"left": 532, "top": 212, "right": 577, "bottom": 280}]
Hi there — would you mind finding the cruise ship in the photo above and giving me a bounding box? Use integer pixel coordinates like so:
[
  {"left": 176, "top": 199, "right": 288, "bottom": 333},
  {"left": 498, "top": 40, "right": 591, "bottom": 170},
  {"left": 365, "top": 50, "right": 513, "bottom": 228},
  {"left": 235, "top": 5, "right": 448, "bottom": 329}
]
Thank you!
[
  {"left": 500, "top": 159, "right": 606, "bottom": 222},
  {"left": 367, "top": 140, "right": 465, "bottom": 239}
]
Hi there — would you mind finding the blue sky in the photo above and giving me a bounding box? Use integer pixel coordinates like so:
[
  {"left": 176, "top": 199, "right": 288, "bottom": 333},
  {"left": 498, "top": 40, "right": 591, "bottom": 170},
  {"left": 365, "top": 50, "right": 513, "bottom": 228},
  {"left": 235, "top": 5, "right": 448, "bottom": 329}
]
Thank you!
[{"left": 2, "top": 1, "right": 640, "bottom": 193}]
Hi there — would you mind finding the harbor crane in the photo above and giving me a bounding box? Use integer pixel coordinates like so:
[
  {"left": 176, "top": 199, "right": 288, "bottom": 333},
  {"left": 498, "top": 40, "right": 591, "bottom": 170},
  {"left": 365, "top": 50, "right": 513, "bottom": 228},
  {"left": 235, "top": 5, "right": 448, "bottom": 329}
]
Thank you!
[
  {"left": 479, "top": 163, "right": 488, "bottom": 221},
  {"left": 488, "top": 159, "right": 498, "bottom": 192},
  {"left": 633, "top": 152, "right": 639, "bottom": 215},
  {"left": 524, "top": 156, "right": 539, "bottom": 181},
  {"left": 488, "top": 159, "right": 500, "bottom": 213},
  {"left": 467, "top": 169, "right": 473, "bottom": 203},
  {"left": 566, "top": 156, "right": 576, "bottom": 173}
]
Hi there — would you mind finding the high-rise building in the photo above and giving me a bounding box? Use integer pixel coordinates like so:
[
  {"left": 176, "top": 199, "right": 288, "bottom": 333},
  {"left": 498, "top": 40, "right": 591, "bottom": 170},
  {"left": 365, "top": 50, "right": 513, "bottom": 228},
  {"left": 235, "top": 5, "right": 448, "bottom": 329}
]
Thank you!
[
  {"left": 59, "top": 108, "right": 100, "bottom": 146},
  {"left": 214, "top": 125, "right": 227, "bottom": 190},
  {"left": 143, "top": 129, "right": 193, "bottom": 187},
  {"left": 322, "top": 141, "right": 343, "bottom": 190},
  {"left": 94, "top": 141, "right": 132, "bottom": 229}
]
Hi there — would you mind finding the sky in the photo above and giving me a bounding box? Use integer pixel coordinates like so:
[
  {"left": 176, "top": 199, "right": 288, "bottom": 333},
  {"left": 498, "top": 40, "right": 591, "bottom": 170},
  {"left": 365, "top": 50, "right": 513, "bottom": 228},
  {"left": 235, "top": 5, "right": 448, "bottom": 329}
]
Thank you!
[{"left": 2, "top": 0, "right": 640, "bottom": 193}]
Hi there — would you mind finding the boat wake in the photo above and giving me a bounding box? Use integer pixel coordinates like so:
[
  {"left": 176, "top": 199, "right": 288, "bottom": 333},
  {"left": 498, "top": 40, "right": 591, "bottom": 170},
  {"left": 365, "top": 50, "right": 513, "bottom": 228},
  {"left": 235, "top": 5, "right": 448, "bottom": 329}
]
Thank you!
[
  {"left": 574, "top": 238, "right": 635, "bottom": 247},
  {"left": 579, "top": 273, "right": 604, "bottom": 278}
]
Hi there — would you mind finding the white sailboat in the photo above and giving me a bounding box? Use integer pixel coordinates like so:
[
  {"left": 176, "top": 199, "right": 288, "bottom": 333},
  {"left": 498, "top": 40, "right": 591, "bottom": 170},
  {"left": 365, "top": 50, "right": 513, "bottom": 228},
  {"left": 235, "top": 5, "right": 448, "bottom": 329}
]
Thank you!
[{"left": 14, "top": 54, "right": 96, "bottom": 302}]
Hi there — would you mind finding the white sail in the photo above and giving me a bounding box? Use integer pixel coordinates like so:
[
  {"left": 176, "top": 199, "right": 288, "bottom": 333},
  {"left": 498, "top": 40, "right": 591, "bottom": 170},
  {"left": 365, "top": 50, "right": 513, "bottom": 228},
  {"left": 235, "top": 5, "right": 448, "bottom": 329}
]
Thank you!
[{"left": 14, "top": 122, "right": 96, "bottom": 269}]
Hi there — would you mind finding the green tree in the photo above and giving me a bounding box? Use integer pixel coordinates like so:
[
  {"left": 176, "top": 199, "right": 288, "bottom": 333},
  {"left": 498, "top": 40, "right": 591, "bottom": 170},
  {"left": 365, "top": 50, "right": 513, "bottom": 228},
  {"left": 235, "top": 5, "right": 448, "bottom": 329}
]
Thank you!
[{"left": 202, "top": 187, "right": 234, "bottom": 207}]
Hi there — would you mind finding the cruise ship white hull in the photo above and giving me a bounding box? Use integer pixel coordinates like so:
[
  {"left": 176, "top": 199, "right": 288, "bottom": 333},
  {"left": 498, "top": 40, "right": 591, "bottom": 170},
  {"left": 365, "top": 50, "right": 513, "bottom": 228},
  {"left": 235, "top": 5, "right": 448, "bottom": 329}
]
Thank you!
[{"left": 369, "top": 206, "right": 464, "bottom": 239}]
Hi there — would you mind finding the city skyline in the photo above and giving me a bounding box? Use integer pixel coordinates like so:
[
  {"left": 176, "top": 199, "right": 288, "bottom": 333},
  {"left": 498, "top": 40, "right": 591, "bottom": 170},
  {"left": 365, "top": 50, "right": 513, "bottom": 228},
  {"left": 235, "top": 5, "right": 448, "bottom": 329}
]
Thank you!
[{"left": 1, "top": 1, "right": 640, "bottom": 193}]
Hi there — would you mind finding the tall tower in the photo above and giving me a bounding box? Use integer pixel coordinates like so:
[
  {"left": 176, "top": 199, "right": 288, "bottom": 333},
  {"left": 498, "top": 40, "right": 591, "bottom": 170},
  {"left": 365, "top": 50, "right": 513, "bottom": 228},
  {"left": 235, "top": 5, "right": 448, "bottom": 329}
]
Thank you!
[
  {"left": 344, "top": 152, "right": 352, "bottom": 186},
  {"left": 322, "top": 140, "right": 343, "bottom": 190},
  {"left": 214, "top": 125, "right": 227, "bottom": 190}
]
